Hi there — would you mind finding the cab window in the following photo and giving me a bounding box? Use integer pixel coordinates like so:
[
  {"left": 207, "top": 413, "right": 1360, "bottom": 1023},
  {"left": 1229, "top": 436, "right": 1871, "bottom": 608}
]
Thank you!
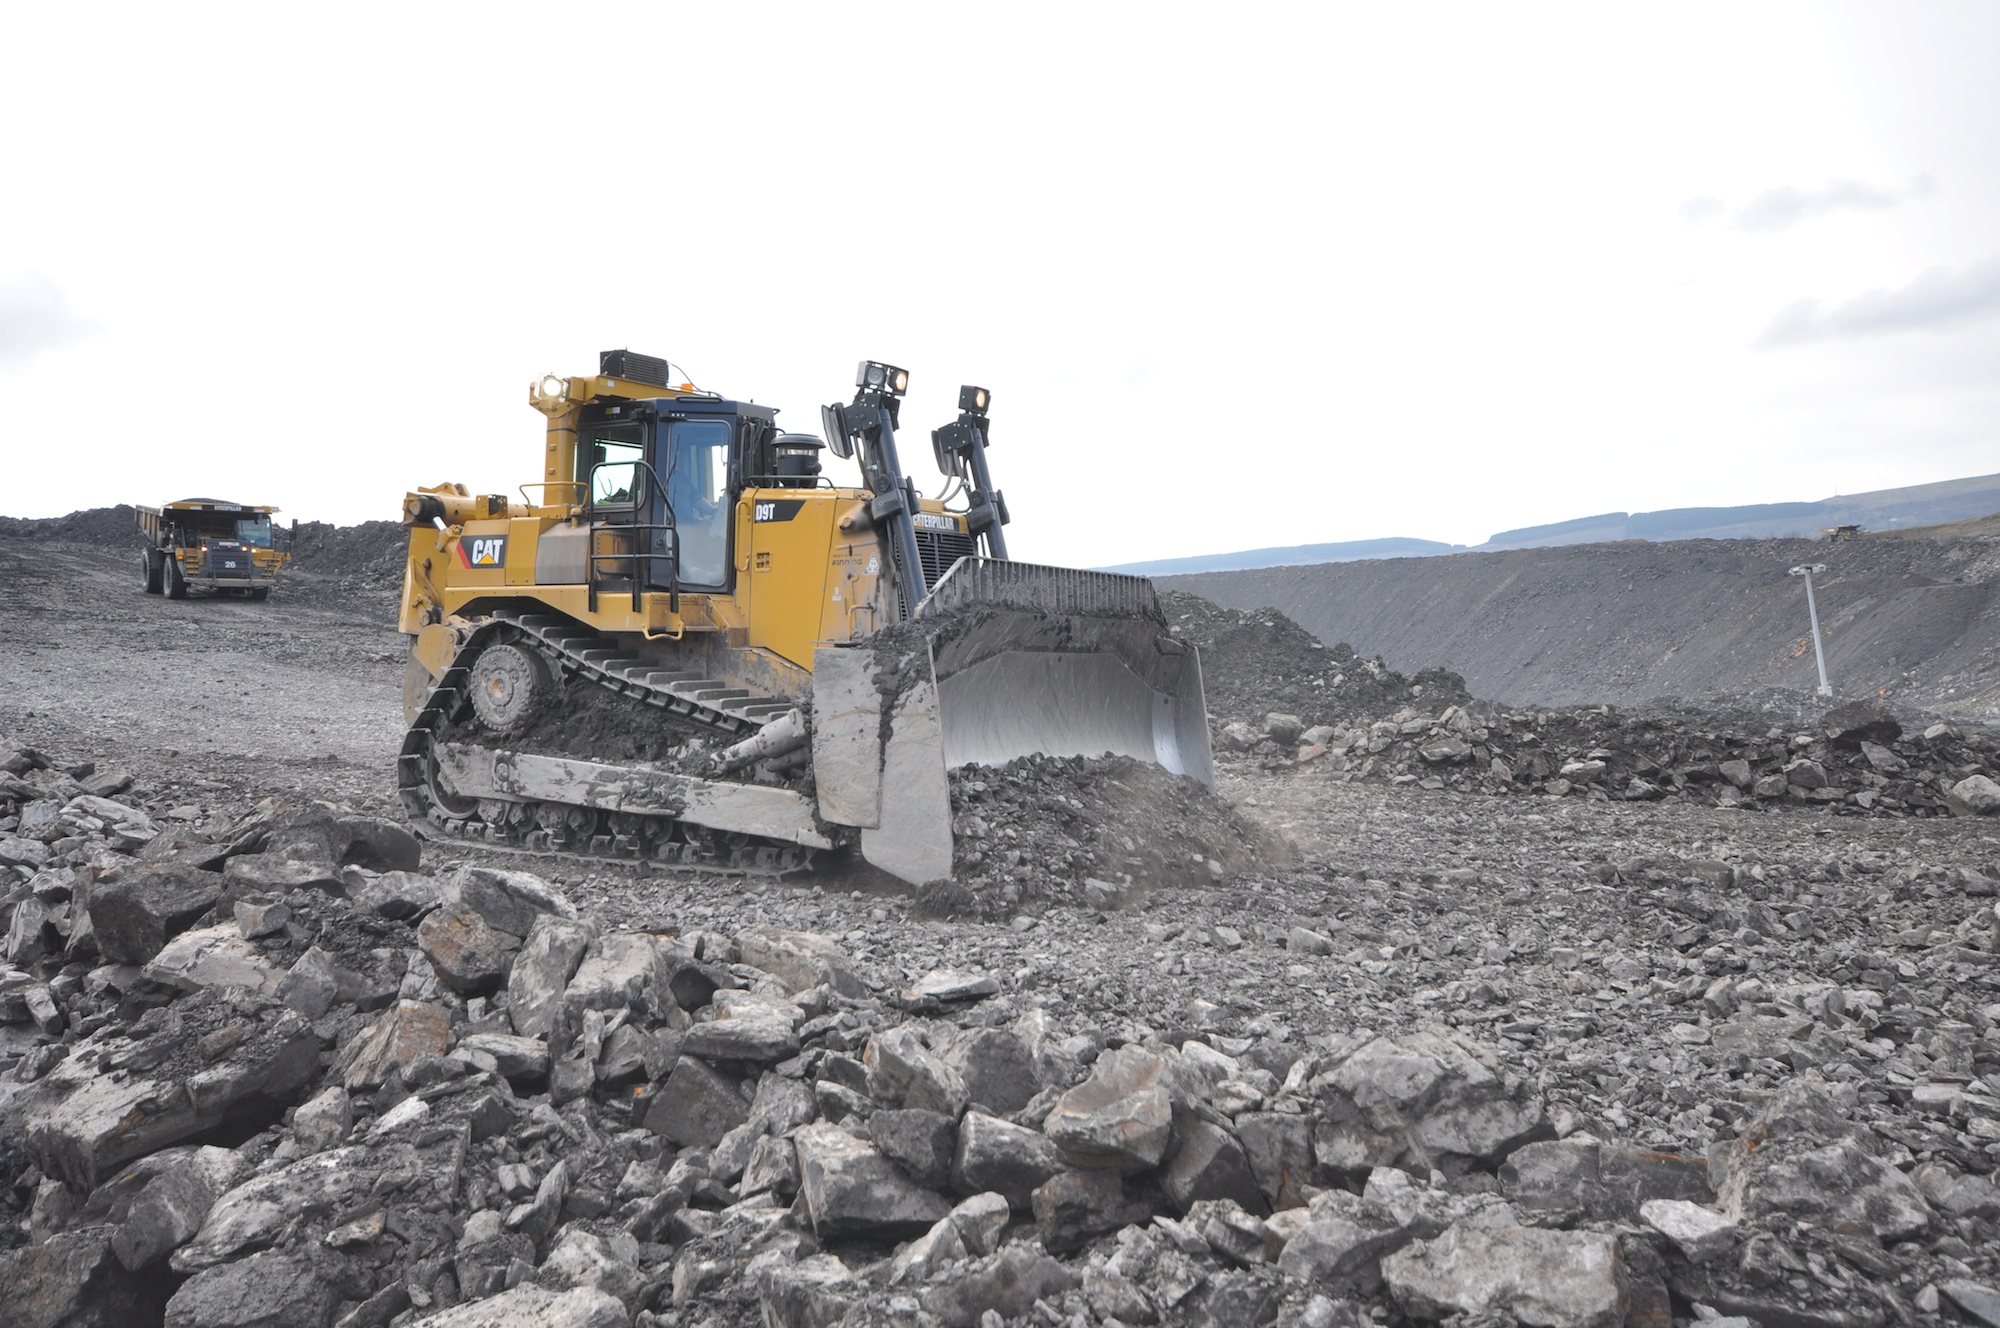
[
  {"left": 234, "top": 517, "right": 273, "bottom": 547},
  {"left": 667, "top": 418, "right": 733, "bottom": 586},
  {"left": 584, "top": 423, "right": 645, "bottom": 506}
]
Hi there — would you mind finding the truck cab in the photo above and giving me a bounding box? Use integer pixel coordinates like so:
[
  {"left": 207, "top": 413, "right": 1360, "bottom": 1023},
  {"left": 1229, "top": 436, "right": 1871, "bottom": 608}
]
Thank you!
[{"left": 138, "top": 499, "right": 293, "bottom": 600}]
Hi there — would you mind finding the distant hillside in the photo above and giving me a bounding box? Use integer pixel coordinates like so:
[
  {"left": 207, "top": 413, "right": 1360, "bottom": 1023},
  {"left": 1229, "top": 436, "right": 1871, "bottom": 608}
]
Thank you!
[
  {"left": 1102, "top": 471, "right": 2000, "bottom": 576},
  {"left": 1477, "top": 472, "right": 2000, "bottom": 550},
  {"left": 1100, "top": 536, "right": 1463, "bottom": 576},
  {"left": 1163, "top": 531, "right": 2000, "bottom": 720}
]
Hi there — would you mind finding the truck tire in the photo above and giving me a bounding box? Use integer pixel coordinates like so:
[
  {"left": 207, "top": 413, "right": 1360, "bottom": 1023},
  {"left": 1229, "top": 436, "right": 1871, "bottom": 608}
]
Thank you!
[
  {"left": 166, "top": 556, "right": 189, "bottom": 600},
  {"left": 142, "top": 551, "right": 163, "bottom": 594}
]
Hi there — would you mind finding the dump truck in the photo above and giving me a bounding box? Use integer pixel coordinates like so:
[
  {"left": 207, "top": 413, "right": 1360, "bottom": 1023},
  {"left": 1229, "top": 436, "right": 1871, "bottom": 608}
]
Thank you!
[
  {"left": 396, "top": 350, "right": 1211, "bottom": 885},
  {"left": 138, "top": 499, "right": 293, "bottom": 599}
]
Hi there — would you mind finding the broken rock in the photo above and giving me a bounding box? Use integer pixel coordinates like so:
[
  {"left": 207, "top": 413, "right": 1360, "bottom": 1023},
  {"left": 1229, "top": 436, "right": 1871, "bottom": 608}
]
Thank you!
[
  {"left": 22, "top": 1006, "right": 319, "bottom": 1190},
  {"left": 643, "top": 1055, "right": 749, "bottom": 1148},
  {"left": 736, "top": 924, "right": 867, "bottom": 998},
  {"left": 0, "top": 1226, "right": 162, "bottom": 1328},
  {"left": 795, "top": 1121, "right": 952, "bottom": 1239},
  {"left": 141, "top": 924, "right": 284, "bottom": 998},
  {"left": 506, "top": 913, "right": 592, "bottom": 1040},
  {"left": 1714, "top": 1083, "right": 1932, "bottom": 1242},
  {"left": 1032, "top": 1168, "right": 1153, "bottom": 1254},
  {"left": 1382, "top": 1223, "right": 1625, "bottom": 1328},
  {"left": 865, "top": 1026, "right": 970, "bottom": 1117},
  {"left": 950, "top": 1110, "right": 1067, "bottom": 1210},
  {"left": 416, "top": 901, "right": 520, "bottom": 997},
  {"left": 87, "top": 864, "right": 223, "bottom": 965},
  {"left": 337, "top": 999, "right": 450, "bottom": 1091},
  {"left": 1042, "top": 1045, "right": 1173, "bottom": 1171}
]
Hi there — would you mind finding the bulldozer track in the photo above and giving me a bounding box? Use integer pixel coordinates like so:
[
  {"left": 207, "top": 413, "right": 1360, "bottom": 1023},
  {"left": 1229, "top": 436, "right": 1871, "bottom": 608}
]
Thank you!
[{"left": 398, "top": 610, "right": 817, "bottom": 874}]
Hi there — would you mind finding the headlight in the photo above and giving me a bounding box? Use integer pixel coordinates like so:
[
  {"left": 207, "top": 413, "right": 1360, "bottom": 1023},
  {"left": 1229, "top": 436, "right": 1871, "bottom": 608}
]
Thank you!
[
  {"left": 537, "top": 374, "right": 567, "bottom": 402},
  {"left": 855, "top": 361, "right": 910, "bottom": 397},
  {"left": 959, "top": 384, "right": 990, "bottom": 414}
]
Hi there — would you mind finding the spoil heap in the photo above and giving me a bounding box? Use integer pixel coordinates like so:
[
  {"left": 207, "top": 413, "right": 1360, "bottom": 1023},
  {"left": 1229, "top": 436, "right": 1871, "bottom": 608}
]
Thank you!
[
  {"left": 1218, "top": 696, "right": 2000, "bottom": 819},
  {"left": 1181, "top": 593, "right": 2000, "bottom": 821},
  {"left": 934, "top": 756, "right": 1279, "bottom": 917},
  {"left": 7, "top": 733, "right": 2000, "bottom": 1328},
  {"left": 1161, "top": 591, "right": 1471, "bottom": 730}
]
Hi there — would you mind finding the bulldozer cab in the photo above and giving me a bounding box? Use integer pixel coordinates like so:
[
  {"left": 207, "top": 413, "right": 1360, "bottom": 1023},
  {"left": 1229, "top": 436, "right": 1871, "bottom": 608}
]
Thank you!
[{"left": 576, "top": 398, "right": 776, "bottom": 594}]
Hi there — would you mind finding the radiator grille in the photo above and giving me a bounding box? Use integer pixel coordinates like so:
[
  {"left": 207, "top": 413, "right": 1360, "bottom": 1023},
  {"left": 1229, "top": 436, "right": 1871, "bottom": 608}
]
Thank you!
[
  {"left": 210, "top": 548, "right": 253, "bottom": 577},
  {"left": 914, "top": 530, "right": 979, "bottom": 592}
]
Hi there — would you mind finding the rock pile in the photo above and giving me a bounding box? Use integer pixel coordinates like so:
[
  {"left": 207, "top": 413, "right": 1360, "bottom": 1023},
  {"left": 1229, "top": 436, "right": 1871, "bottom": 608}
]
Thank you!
[
  {"left": 936, "top": 755, "right": 1280, "bottom": 916},
  {"left": 1161, "top": 591, "right": 1471, "bottom": 731},
  {"left": 9, "top": 735, "right": 2000, "bottom": 1326},
  {"left": 1219, "top": 695, "right": 2000, "bottom": 820}
]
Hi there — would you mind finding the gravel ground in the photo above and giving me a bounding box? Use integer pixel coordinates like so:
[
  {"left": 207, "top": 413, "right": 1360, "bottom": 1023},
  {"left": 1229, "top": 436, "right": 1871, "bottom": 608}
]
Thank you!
[{"left": 7, "top": 528, "right": 2000, "bottom": 1326}]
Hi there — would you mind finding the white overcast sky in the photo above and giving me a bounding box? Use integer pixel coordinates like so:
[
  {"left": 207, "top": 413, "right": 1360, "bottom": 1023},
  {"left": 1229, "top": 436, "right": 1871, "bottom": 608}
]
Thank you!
[{"left": 3, "top": 3, "right": 1997, "bottom": 567}]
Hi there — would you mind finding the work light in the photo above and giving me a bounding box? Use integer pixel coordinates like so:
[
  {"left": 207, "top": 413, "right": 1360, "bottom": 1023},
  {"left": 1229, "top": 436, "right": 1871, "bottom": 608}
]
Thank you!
[{"left": 856, "top": 361, "right": 909, "bottom": 396}]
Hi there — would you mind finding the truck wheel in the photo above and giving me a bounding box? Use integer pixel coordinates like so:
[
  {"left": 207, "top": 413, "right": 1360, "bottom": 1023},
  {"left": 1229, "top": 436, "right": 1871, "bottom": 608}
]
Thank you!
[
  {"left": 166, "top": 557, "right": 189, "bottom": 599},
  {"left": 142, "top": 551, "right": 163, "bottom": 594}
]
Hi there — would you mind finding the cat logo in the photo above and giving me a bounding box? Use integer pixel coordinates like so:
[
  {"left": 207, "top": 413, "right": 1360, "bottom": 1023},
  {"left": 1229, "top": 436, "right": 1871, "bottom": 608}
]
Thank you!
[{"left": 459, "top": 536, "right": 508, "bottom": 569}]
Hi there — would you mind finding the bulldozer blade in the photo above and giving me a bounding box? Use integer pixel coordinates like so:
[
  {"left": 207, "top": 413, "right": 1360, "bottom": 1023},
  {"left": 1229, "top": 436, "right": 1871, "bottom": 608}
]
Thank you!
[
  {"left": 917, "top": 558, "right": 1214, "bottom": 786},
  {"left": 812, "top": 642, "right": 956, "bottom": 886}
]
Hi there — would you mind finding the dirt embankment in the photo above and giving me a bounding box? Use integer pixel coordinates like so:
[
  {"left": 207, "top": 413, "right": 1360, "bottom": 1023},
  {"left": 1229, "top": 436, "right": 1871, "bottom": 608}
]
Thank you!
[
  {"left": 0, "top": 505, "right": 408, "bottom": 592},
  {"left": 1165, "top": 534, "right": 2000, "bottom": 720}
]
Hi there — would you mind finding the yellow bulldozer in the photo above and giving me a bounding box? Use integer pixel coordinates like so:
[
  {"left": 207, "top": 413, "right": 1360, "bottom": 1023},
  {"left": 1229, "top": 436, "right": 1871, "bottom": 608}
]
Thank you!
[{"left": 396, "top": 350, "right": 1211, "bottom": 885}]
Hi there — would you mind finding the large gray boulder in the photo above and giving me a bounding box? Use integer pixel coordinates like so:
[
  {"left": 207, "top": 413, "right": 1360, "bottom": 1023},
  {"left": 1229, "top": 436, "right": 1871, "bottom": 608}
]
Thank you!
[
  {"left": 1949, "top": 775, "right": 2000, "bottom": 817},
  {"left": 506, "top": 914, "right": 592, "bottom": 1039},
  {"left": 941, "top": 1026, "right": 1040, "bottom": 1114},
  {"left": 1234, "top": 1111, "right": 1315, "bottom": 1210},
  {"left": 453, "top": 866, "right": 575, "bottom": 935},
  {"left": 1311, "top": 1032, "right": 1547, "bottom": 1178},
  {"left": 419, "top": 1284, "right": 628, "bottom": 1328},
  {"left": 920, "top": 1244, "right": 1079, "bottom": 1328},
  {"left": 163, "top": 1246, "right": 339, "bottom": 1328},
  {"left": 87, "top": 863, "right": 222, "bottom": 965},
  {"left": 91, "top": 1145, "right": 250, "bottom": 1270},
  {"left": 141, "top": 924, "right": 284, "bottom": 998},
  {"left": 0, "top": 1225, "right": 163, "bottom": 1327},
  {"left": 795, "top": 1122, "right": 952, "bottom": 1240},
  {"left": 336, "top": 999, "right": 449, "bottom": 1091},
  {"left": 681, "top": 993, "right": 802, "bottom": 1063},
  {"left": 643, "top": 1056, "right": 750, "bottom": 1148},
  {"left": 869, "top": 1108, "right": 958, "bottom": 1190},
  {"left": 1164, "top": 1116, "right": 1265, "bottom": 1214},
  {"left": 736, "top": 925, "right": 867, "bottom": 997},
  {"left": 1714, "top": 1083, "right": 1932, "bottom": 1241},
  {"left": 21, "top": 1003, "right": 318, "bottom": 1190},
  {"left": 1500, "top": 1138, "right": 1712, "bottom": 1224},
  {"left": 1382, "top": 1223, "right": 1626, "bottom": 1328},
  {"left": 865, "top": 1027, "right": 970, "bottom": 1117},
  {"left": 170, "top": 1143, "right": 407, "bottom": 1271},
  {"left": 1042, "top": 1046, "right": 1173, "bottom": 1171},
  {"left": 951, "top": 1110, "right": 1066, "bottom": 1210},
  {"left": 1032, "top": 1169, "right": 1153, "bottom": 1254},
  {"left": 754, "top": 1253, "right": 859, "bottom": 1328},
  {"left": 566, "top": 932, "right": 671, "bottom": 1020},
  {"left": 416, "top": 902, "right": 520, "bottom": 996}
]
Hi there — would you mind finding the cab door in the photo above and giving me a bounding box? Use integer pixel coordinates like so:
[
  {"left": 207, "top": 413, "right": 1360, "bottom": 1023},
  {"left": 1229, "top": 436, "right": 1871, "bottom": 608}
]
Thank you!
[{"left": 649, "top": 416, "right": 736, "bottom": 592}]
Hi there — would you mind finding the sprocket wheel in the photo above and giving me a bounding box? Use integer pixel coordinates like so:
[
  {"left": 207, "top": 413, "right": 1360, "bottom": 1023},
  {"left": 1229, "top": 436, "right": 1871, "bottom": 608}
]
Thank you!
[{"left": 468, "top": 642, "right": 554, "bottom": 734}]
